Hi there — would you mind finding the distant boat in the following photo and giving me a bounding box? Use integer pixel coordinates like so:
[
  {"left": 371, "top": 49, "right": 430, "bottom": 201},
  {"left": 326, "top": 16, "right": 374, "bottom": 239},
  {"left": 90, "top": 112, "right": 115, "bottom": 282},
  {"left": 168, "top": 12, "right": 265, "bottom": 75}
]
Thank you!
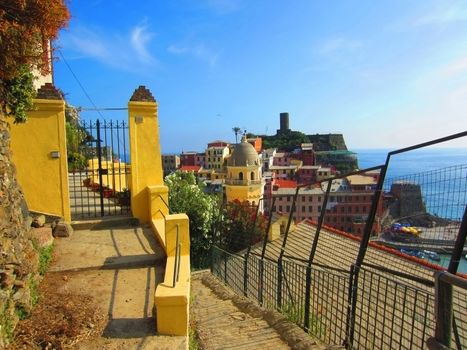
[
  {"left": 401, "top": 248, "right": 425, "bottom": 259},
  {"left": 423, "top": 250, "right": 440, "bottom": 262}
]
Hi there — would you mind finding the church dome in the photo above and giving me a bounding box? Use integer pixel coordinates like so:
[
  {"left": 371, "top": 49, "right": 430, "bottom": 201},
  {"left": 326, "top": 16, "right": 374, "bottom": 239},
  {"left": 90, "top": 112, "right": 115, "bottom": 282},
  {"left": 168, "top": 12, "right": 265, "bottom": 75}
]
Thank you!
[{"left": 228, "top": 135, "right": 259, "bottom": 167}]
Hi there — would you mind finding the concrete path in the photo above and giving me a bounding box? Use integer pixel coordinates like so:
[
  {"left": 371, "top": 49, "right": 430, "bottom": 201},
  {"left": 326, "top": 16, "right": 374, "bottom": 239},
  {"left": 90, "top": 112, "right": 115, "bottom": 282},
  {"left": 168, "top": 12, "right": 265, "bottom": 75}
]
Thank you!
[
  {"left": 191, "top": 272, "right": 326, "bottom": 350},
  {"left": 51, "top": 219, "right": 187, "bottom": 349}
]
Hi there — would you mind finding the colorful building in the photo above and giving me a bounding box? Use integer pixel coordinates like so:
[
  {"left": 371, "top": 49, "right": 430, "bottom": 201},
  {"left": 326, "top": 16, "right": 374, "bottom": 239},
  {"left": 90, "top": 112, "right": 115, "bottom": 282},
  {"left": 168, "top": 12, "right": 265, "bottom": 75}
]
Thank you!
[
  {"left": 162, "top": 154, "right": 180, "bottom": 176},
  {"left": 205, "top": 144, "right": 230, "bottom": 170},
  {"left": 224, "top": 135, "right": 263, "bottom": 210},
  {"left": 268, "top": 172, "right": 383, "bottom": 236}
]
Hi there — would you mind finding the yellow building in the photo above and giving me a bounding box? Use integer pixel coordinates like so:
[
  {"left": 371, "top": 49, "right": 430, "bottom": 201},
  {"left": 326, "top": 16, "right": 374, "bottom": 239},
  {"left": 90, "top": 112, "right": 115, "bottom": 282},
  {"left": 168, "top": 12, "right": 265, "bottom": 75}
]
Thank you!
[
  {"left": 224, "top": 135, "right": 263, "bottom": 210},
  {"left": 205, "top": 145, "right": 229, "bottom": 170}
]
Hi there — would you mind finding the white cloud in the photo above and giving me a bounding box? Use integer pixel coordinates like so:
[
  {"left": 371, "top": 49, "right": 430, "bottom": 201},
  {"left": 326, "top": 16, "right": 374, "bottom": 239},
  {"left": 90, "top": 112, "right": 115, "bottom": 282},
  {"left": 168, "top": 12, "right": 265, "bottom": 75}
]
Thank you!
[
  {"left": 60, "top": 21, "right": 157, "bottom": 71},
  {"left": 167, "top": 43, "right": 219, "bottom": 67},
  {"left": 67, "top": 28, "right": 109, "bottom": 60},
  {"left": 317, "top": 37, "right": 362, "bottom": 55},
  {"left": 130, "top": 24, "right": 155, "bottom": 63},
  {"left": 411, "top": 6, "right": 467, "bottom": 27}
]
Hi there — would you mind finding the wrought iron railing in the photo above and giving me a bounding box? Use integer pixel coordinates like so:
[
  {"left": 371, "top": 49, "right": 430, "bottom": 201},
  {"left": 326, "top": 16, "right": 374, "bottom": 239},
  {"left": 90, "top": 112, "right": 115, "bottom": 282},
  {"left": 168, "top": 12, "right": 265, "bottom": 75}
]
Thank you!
[{"left": 68, "top": 119, "right": 130, "bottom": 219}]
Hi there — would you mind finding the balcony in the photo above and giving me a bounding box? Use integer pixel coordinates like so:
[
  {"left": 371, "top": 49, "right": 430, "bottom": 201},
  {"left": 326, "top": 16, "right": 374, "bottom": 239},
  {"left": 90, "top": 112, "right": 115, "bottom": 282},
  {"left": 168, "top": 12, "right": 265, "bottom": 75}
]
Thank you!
[{"left": 225, "top": 179, "right": 262, "bottom": 186}]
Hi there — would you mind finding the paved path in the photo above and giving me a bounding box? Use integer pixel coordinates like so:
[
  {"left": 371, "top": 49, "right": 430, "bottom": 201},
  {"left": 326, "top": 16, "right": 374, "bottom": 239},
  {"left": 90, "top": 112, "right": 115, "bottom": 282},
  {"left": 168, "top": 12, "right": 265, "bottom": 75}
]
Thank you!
[
  {"left": 191, "top": 272, "right": 326, "bottom": 350},
  {"left": 51, "top": 219, "right": 187, "bottom": 349}
]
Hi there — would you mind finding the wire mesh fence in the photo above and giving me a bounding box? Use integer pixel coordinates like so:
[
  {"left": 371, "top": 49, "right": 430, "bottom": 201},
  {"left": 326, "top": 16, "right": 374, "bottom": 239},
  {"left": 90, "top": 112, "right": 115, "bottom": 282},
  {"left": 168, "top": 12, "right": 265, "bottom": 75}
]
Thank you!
[{"left": 210, "top": 131, "right": 467, "bottom": 349}]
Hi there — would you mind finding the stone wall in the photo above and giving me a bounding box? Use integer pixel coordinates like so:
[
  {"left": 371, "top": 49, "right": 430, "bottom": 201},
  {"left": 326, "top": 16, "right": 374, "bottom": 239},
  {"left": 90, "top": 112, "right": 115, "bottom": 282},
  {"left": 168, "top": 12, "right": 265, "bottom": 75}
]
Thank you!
[{"left": 0, "top": 116, "right": 39, "bottom": 347}]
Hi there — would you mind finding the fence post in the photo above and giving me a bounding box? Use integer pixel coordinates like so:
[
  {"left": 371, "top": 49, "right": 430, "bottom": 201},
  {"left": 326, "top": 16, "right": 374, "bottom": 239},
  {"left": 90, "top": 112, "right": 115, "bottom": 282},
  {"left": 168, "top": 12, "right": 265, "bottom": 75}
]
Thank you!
[
  {"left": 259, "top": 197, "right": 276, "bottom": 306},
  {"left": 344, "top": 264, "right": 359, "bottom": 349},
  {"left": 303, "top": 265, "right": 312, "bottom": 332},
  {"left": 96, "top": 119, "right": 105, "bottom": 217},
  {"left": 447, "top": 206, "right": 467, "bottom": 274},
  {"left": 258, "top": 259, "right": 264, "bottom": 305},
  {"left": 224, "top": 250, "right": 228, "bottom": 284},
  {"left": 277, "top": 259, "right": 283, "bottom": 309},
  {"left": 434, "top": 272, "right": 453, "bottom": 349},
  {"left": 243, "top": 254, "right": 249, "bottom": 297}
]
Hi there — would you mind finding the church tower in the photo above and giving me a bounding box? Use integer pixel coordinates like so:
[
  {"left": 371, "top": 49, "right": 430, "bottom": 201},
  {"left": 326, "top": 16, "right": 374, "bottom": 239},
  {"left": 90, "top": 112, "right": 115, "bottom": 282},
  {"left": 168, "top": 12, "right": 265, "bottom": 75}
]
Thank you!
[{"left": 225, "top": 135, "right": 263, "bottom": 211}]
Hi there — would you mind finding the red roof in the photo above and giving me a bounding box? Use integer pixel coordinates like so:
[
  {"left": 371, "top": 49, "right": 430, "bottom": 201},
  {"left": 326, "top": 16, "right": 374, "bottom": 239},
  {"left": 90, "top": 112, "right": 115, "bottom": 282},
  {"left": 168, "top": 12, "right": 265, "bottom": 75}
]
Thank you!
[
  {"left": 274, "top": 179, "right": 298, "bottom": 188},
  {"left": 179, "top": 165, "right": 201, "bottom": 172}
]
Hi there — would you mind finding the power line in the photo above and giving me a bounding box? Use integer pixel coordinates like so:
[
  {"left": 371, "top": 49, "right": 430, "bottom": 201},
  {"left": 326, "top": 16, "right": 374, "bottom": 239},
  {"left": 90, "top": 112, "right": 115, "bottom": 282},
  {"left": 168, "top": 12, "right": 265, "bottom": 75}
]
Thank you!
[
  {"left": 57, "top": 49, "right": 106, "bottom": 121},
  {"left": 78, "top": 107, "right": 128, "bottom": 111}
]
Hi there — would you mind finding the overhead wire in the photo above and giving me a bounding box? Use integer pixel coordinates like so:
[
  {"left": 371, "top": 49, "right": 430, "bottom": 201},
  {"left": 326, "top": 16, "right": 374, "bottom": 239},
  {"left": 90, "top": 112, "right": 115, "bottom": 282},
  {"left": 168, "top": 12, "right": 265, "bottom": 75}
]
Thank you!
[
  {"left": 57, "top": 49, "right": 130, "bottom": 160},
  {"left": 57, "top": 49, "right": 107, "bottom": 122}
]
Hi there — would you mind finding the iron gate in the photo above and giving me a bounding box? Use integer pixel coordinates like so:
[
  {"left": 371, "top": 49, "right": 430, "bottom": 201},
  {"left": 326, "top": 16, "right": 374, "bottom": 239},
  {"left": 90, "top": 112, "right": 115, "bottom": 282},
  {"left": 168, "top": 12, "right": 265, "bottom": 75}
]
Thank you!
[{"left": 68, "top": 119, "right": 131, "bottom": 219}]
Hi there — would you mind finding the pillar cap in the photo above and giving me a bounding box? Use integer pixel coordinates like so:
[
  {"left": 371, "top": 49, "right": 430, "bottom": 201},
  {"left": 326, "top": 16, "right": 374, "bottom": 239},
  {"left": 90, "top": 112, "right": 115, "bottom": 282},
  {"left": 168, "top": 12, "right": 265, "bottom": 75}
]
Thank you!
[
  {"left": 36, "top": 83, "right": 63, "bottom": 100},
  {"left": 130, "top": 85, "right": 156, "bottom": 102}
]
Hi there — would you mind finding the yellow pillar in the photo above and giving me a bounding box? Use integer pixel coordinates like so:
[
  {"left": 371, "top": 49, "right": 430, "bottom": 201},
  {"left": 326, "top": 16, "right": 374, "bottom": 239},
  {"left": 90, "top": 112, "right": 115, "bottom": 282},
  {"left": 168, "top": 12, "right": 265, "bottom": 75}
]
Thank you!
[
  {"left": 128, "top": 86, "right": 166, "bottom": 222},
  {"left": 9, "top": 83, "right": 71, "bottom": 221}
]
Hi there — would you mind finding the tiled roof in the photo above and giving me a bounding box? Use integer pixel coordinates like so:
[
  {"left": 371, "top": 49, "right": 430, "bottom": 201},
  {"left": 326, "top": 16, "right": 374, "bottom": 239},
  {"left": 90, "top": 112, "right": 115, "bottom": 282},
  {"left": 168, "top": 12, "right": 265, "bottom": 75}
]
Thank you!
[
  {"left": 274, "top": 179, "right": 298, "bottom": 189},
  {"left": 36, "top": 83, "right": 63, "bottom": 100},
  {"left": 179, "top": 165, "right": 201, "bottom": 172},
  {"left": 130, "top": 85, "right": 156, "bottom": 102},
  {"left": 251, "top": 220, "right": 453, "bottom": 290}
]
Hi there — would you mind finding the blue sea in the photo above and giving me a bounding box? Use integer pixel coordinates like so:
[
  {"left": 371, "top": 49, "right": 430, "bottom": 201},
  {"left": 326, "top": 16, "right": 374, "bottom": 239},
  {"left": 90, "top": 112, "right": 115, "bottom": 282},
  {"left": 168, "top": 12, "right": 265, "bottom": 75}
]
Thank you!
[{"left": 355, "top": 148, "right": 467, "bottom": 273}]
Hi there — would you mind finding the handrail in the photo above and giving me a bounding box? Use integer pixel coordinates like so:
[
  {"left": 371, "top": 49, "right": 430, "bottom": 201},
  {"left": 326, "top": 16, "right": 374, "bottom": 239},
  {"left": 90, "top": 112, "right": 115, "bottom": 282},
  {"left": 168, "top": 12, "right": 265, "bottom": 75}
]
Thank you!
[
  {"left": 173, "top": 224, "right": 181, "bottom": 287},
  {"left": 427, "top": 270, "right": 467, "bottom": 350},
  {"left": 157, "top": 194, "right": 170, "bottom": 211},
  {"left": 153, "top": 194, "right": 169, "bottom": 219}
]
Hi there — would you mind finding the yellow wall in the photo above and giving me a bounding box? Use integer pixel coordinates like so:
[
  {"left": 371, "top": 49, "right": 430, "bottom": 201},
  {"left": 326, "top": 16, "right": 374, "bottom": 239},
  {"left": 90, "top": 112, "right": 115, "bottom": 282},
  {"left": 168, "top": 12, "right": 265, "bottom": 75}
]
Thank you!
[
  {"left": 129, "top": 87, "right": 190, "bottom": 337},
  {"left": 128, "top": 101, "right": 164, "bottom": 222},
  {"left": 9, "top": 98, "right": 71, "bottom": 221},
  {"left": 225, "top": 184, "right": 262, "bottom": 204},
  {"left": 87, "top": 159, "right": 130, "bottom": 192},
  {"left": 151, "top": 208, "right": 190, "bottom": 336},
  {"left": 225, "top": 164, "right": 263, "bottom": 206},
  {"left": 227, "top": 165, "right": 261, "bottom": 182}
]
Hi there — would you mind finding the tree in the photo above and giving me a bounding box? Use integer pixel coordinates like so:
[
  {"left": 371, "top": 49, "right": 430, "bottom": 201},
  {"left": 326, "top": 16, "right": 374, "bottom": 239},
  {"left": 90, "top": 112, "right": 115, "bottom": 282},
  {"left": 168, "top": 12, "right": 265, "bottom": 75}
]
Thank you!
[
  {"left": 0, "top": 1, "right": 70, "bottom": 343},
  {"left": 232, "top": 126, "right": 241, "bottom": 144},
  {"left": 65, "top": 104, "right": 93, "bottom": 171},
  {"left": 165, "top": 171, "right": 220, "bottom": 268},
  {"left": 216, "top": 200, "right": 266, "bottom": 253},
  {"left": 0, "top": 1, "right": 70, "bottom": 122}
]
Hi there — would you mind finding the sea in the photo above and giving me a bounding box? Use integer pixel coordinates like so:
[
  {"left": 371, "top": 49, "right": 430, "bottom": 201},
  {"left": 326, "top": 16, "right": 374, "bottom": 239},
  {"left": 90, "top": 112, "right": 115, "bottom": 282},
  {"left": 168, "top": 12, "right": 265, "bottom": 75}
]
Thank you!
[{"left": 355, "top": 148, "right": 467, "bottom": 273}]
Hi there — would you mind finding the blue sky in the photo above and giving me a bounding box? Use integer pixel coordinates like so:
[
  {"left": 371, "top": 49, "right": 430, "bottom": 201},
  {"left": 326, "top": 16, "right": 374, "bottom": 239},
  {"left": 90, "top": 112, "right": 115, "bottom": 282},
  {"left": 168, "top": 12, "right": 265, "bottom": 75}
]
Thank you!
[{"left": 54, "top": 0, "right": 467, "bottom": 153}]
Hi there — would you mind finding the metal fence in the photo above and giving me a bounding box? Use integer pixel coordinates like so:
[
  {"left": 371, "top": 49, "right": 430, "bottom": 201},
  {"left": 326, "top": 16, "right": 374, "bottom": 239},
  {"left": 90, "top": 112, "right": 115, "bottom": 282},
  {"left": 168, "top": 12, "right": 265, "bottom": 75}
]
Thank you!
[
  {"left": 211, "top": 130, "right": 467, "bottom": 349},
  {"left": 68, "top": 119, "right": 131, "bottom": 219}
]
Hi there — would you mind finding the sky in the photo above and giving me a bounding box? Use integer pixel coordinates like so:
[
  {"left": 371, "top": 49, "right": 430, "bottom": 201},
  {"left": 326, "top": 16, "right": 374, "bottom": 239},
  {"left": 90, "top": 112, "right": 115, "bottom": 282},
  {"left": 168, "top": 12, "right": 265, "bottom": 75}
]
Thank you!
[{"left": 54, "top": 0, "right": 467, "bottom": 153}]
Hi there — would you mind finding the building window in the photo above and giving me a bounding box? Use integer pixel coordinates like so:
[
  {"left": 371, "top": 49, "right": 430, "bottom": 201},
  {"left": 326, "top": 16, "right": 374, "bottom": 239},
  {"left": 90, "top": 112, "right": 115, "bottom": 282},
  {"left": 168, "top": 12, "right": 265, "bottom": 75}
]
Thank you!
[
  {"left": 318, "top": 196, "right": 321, "bottom": 202},
  {"left": 308, "top": 206, "right": 312, "bottom": 212},
  {"left": 251, "top": 172, "right": 255, "bottom": 180},
  {"left": 279, "top": 205, "right": 283, "bottom": 212},
  {"left": 239, "top": 172, "right": 243, "bottom": 180},
  {"left": 286, "top": 205, "right": 290, "bottom": 212},
  {"left": 318, "top": 206, "right": 321, "bottom": 212}
]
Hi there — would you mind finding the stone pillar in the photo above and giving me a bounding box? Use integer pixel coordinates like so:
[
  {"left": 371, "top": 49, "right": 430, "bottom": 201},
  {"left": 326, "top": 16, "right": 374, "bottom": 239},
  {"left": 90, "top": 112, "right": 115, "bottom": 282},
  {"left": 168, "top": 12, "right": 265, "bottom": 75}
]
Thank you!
[
  {"left": 128, "top": 86, "right": 166, "bottom": 222},
  {"left": 9, "top": 83, "right": 71, "bottom": 221}
]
